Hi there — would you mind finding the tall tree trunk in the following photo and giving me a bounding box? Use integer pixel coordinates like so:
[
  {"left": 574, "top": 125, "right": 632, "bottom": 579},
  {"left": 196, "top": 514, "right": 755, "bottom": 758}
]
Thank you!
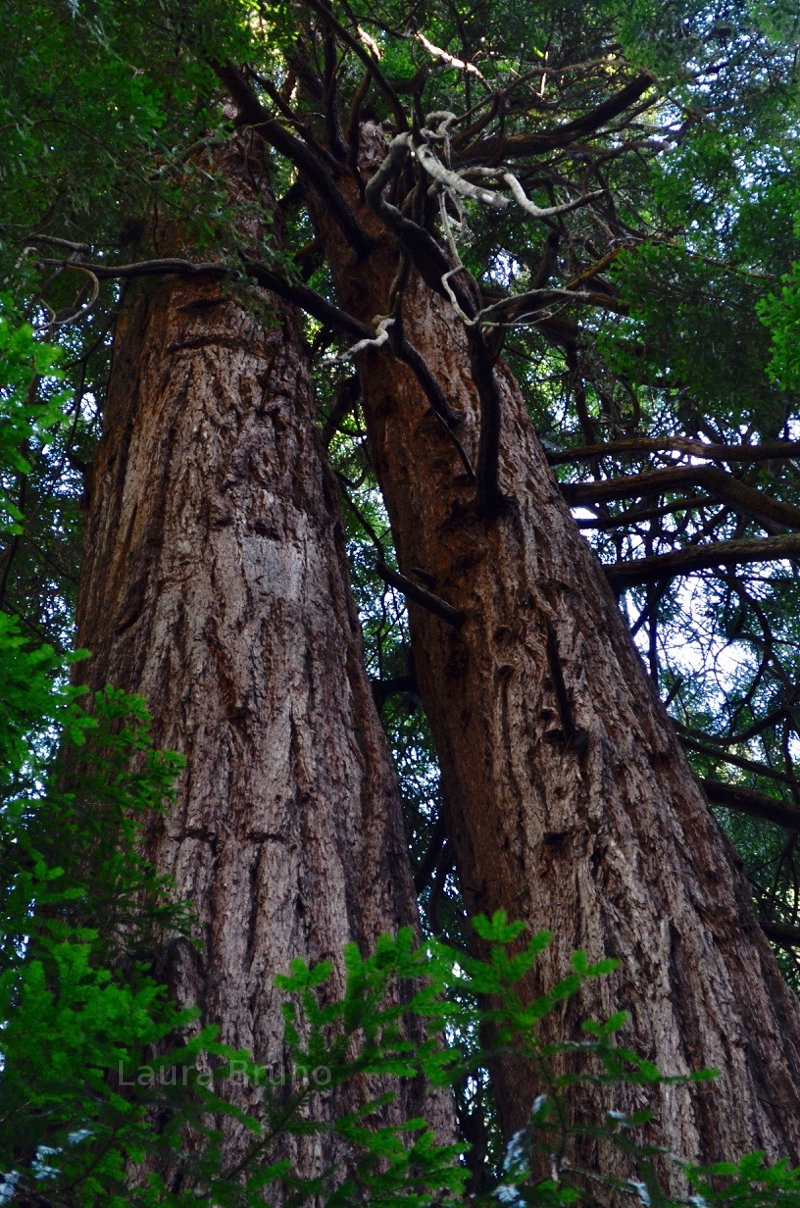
[
  {"left": 73, "top": 136, "right": 449, "bottom": 1183},
  {"left": 312, "top": 145, "right": 800, "bottom": 1176}
]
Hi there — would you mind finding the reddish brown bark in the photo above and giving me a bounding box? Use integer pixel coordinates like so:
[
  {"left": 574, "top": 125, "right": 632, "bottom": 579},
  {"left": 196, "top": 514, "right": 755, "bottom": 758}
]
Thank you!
[
  {"left": 312, "top": 138, "right": 800, "bottom": 1177},
  {"left": 74, "top": 139, "right": 451, "bottom": 1182}
]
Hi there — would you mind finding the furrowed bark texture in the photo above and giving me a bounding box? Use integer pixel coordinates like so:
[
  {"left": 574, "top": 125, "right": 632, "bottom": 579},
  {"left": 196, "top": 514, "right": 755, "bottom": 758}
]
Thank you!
[
  {"left": 312, "top": 143, "right": 800, "bottom": 1174},
  {"left": 74, "top": 140, "right": 449, "bottom": 1181}
]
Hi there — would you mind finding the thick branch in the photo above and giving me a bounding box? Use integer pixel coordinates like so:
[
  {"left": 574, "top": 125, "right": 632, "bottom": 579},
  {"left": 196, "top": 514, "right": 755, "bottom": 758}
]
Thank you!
[
  {"left": 606, "top": 533, "right": 800, "bottom": 590},
  {"left": 387, "top": 315, "right": 462, "bottom": 426},
  {"left": 465, "top": 74, "right": 654, "bottom": 163},
  {"left": 547, "top": 437, "right": 800, "bottom": 466},
  {"left": 565, "top": 466, "right": 800, "bottom": 530},
  {"left": 241, "top": 259, "right": 374, "bottom": 339},
  {"left": 575, "top": 493, "right": 710, "bottom": 530},
  {"left": 702, "top": 779, "right": 800, "bottom": 832},
  {"left": 371, "top": 673, "right": 417, "bottom": 710},
  {"left": 760, "top": 920, "right": 800, "bottom": 950},
  {"left": 386, "top": 316, "right": 477, "bottom": 481}
]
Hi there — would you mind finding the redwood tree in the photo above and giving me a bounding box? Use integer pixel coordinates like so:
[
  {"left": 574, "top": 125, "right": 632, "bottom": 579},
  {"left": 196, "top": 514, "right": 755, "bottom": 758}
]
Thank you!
[
  {"left": 70, "top": 131, "right": 452, "bottom": 1178},
  {"left": 314, "top": 184, "right": 800, "bottom": 1166}
]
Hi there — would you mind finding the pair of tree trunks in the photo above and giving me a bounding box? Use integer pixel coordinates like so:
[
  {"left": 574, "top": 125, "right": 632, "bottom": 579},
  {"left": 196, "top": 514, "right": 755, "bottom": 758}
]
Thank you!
[{"left": 74, "top": 123, "right": 800, "bottom": 1196}]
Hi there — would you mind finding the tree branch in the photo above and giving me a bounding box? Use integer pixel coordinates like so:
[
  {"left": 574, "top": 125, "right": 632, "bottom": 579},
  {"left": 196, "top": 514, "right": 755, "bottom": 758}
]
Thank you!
[
  {"left": 376, "top": 561, "right": 464, "bottom": 626},
  {"left": 464, "top": 74, "right": 655, "bottom": 163},
  {"left": 605, "top": 533, "right": 800, "bottom": 590},
  {"left": 413, "top": 816, "right": 448, "bottom": 895},
  {"left": 547, "top": 437, "right": 800, "bottom": 466},
  {"left": 386, "top": 314, "right": 477, "bottom": 481},
  {"left": 680, "top": 732, "right": 798, "bottom": 789},
  {"left": 33, "top": 255, "right": 227, "bottom": 280},
  {"left": 303, "top": 0, "right": 408, "bottom": 128},
  {"left": 760, "top": 920, "right": 800, "bottom": 950},
  {"left": 32, "top": 252, "right": 375, "bottom": 341},
  {"left": 364, "top": 133, "right": 479, "bottom": 317},
  {"left": 702, "top": 779, "right": 800, "bottom": 832},
  {"left": 565, "top": 466, "right": 800, "bottom": 530},
  {"left": 243, "top": 260, "right": 374, "bottom": 339}
]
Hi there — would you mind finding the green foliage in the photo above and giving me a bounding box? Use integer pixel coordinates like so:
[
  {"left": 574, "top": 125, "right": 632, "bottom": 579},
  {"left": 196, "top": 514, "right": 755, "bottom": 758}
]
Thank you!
[
  {"left": 0, "top": 297, "right": 65, "bottom": 535},
  {"left": 1, "top": 1, "right": 221, "bottom": 259},
  {"left": 0, "top": 633, "right": 202, "bottom": 1204},
  {"left": 758, "top": 251, "right": 800, "bottom": 392}
]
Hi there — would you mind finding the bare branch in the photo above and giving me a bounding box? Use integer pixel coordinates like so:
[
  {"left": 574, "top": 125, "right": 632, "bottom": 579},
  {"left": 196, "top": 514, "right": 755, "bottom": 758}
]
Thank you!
[
  {"left": 681, "top": 733, "right": 799, "bottom": 788},
  {"left": 464, "top": 73, "right": 655, "bottom": 162},
  {"left": 415, "top": 31, "right": 488, "bottom": 82},
  {"left": 502, "top": 171, "right": 604, "bottom": 219},
  {"left": 702, "top": 779, "right": 800, "bottom": 832},
  {"left": 565, "top": 466, "right": 800, "bottom": 531},
  {"left": 241, "top": 260, "right": 375, "bottom": 339},
  {"left": 33, "top": 252, "right": 376, "bottom": 342},
  {"left": 606, "top": 533, "right": 800, "bottom": 590},
  {"left": 376, "top": 561, "right": 464, "bottom": 626},
  {"left": 414, "top": 141, "right": 508, "bottom": 206},
  {"left": 33, "top": 255, "right": 227, "bottom": 280},
  {"left": 414, "top": 142, "right": 604, "bottom": 221},
  {"left": 25, "top": 234, "right": 92, "bottom": 253},
  {"left": 547, "top": 436, "right": 800, "bottom": 466},
  {"left": 343, "top": 315, "right": 395, "bottom": 356},
  {"left": 760, "top": 920, "right": 800, "bottom": 950}
]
